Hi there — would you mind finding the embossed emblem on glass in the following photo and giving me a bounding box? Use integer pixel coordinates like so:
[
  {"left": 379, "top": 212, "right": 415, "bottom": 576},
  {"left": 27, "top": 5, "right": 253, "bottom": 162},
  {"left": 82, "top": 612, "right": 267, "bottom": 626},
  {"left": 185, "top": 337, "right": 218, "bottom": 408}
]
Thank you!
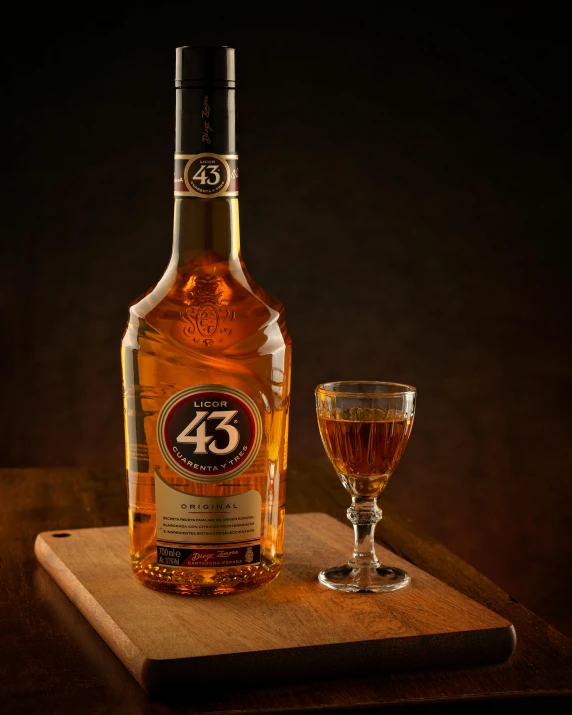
[{"left": 181, "top": 275, "right": 235, "bottom": 346}]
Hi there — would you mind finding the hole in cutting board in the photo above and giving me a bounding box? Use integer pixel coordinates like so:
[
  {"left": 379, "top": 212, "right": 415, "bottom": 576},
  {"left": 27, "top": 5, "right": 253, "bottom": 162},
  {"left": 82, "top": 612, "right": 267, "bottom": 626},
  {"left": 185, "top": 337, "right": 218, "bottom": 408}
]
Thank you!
[{"left": 52, "top": 533, "right": 71, "bottom": 538}]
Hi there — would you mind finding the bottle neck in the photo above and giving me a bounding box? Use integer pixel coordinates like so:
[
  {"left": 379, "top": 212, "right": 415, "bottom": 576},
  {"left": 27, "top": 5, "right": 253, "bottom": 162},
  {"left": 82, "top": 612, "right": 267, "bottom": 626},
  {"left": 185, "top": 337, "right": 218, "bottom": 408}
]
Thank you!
[
  {"left": 172, "top": 85, "right": 239, "bottom": 268},
  {"left": 172, "top": 197, "right": 240, "bottom": 267}
]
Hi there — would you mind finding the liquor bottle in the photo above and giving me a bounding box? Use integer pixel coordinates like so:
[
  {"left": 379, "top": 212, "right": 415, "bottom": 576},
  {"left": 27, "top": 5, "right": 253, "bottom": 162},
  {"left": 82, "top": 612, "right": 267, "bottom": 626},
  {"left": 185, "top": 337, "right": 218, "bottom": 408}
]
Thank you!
[{"left": 121, "top": 46, "right": 291, "bottom": 595}]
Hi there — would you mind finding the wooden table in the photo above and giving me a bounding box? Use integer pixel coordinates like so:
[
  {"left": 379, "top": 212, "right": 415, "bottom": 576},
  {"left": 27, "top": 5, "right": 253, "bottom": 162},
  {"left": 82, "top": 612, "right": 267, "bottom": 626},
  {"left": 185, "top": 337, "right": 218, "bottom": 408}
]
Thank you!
[{"left": 2, "top": 461, "right": 571, "bottom": 713}]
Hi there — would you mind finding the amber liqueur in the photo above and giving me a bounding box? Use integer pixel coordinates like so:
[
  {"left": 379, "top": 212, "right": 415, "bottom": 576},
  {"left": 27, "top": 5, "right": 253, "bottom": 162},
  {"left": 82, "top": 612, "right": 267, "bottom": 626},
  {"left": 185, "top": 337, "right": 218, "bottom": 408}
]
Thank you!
[
  {"left": 318, "top": 411, "right": 413, "bottom": 498},
  {"left": 121, "top": 46, "right": 291, "bottom": 595}
]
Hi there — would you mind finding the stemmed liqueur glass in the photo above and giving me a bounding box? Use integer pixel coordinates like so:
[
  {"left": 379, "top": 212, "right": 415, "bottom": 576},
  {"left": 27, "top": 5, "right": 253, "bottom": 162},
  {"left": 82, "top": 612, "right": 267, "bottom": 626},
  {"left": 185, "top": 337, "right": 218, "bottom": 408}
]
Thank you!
[{"left": 315, "top": 381, "right": 416, "bottom": 593}]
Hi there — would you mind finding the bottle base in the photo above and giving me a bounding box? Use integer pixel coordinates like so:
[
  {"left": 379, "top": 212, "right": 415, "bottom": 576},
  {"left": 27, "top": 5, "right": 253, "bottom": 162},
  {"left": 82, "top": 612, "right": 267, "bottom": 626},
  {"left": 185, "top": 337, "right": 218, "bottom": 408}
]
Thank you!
[{"left": 132, "top": 557, "right": 282, "bottom": 596}]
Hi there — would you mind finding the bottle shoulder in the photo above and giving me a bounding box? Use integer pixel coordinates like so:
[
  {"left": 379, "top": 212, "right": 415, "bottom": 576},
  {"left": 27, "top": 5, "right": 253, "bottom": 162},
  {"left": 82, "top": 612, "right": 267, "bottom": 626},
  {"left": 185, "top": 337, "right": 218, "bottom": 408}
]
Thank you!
[{"left": 122, "top": 259, "right": 290, "bottom": 353}]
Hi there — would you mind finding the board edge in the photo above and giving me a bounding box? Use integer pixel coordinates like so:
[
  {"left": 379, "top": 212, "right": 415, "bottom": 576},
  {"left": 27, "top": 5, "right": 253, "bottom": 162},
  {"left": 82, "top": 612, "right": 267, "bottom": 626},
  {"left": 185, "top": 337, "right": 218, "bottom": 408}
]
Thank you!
[
  {"left": 142, "top": 623, "right": 517, "bottom": 695},
  {"left": 34, "top": 531, "right": 149, "bottom": 692}
]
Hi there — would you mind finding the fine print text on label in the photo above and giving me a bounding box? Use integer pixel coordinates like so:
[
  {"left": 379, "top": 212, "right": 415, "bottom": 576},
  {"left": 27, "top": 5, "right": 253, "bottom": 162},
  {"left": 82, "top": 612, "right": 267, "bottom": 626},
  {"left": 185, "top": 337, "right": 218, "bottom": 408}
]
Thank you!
[
  {"left": 154, "top": 470, "right": 262, "bottom": 568},
  {"left": 157, "top": 544, "right": 260, "bottom": 569}
]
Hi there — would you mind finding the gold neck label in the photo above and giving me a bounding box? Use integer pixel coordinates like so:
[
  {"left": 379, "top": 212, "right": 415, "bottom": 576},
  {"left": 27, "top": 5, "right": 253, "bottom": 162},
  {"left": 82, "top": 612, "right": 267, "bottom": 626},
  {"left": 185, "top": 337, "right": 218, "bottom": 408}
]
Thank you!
[{"left": 174, "top": 153, "right": 239, "bottom": 198}]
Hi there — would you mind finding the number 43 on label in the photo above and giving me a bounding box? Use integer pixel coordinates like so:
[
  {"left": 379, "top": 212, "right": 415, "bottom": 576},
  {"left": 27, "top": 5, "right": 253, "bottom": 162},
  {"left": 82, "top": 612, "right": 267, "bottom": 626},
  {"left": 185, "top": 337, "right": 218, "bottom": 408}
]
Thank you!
[
  {"left": 177, "top": 410, "right": 239, "bottom": 454},
  {"left": 192, "top": 165, "right": 221, "bottom": 185}
]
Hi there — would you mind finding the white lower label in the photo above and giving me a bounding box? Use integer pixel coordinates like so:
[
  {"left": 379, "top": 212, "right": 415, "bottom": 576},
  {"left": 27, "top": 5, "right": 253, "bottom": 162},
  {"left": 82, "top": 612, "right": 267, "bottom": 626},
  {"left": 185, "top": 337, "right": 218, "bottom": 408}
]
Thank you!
[{"left": 154, "top": 470, "right": 261, "bottom": 546}]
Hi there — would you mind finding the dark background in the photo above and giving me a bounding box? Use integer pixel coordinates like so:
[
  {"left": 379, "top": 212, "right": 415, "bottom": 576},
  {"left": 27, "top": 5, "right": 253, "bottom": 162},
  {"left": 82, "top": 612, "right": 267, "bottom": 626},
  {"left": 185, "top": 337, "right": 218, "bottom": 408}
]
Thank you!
[{"left": 2, "top": 9, "right": 570, "bottom": 636}]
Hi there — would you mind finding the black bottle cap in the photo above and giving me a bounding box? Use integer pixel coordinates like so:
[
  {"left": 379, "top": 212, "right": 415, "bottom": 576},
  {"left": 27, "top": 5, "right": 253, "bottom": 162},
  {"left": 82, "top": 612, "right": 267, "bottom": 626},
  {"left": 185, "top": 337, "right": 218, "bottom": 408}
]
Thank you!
[{"left": 175, "top": 46, "right": 235, "bottom": 88}]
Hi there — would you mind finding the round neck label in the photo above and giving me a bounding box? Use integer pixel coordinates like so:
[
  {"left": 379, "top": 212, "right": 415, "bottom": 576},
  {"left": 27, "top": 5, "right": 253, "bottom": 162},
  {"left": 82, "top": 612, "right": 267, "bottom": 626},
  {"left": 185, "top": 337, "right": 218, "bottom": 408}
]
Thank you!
[
  {"left": 174, "top": 153, "right": 238, "bottom": 198},
  {"left": 157, "top": 385, "right": 262, "bottom": 483}
]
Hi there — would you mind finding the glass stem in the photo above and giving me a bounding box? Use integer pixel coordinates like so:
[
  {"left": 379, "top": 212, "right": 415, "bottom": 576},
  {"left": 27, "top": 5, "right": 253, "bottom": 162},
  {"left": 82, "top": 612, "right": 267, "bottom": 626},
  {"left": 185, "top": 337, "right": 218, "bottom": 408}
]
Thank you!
[{"left": 347, "top": 496, "right": 382, "bottom": 568}]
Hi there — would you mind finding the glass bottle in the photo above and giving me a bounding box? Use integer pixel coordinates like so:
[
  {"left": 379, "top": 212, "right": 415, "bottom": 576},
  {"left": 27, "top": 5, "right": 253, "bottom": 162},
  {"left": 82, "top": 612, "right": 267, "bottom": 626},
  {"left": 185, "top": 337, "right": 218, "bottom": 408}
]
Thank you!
[{"left": 121, "top": 46, "right": 291, "bottom": 595}]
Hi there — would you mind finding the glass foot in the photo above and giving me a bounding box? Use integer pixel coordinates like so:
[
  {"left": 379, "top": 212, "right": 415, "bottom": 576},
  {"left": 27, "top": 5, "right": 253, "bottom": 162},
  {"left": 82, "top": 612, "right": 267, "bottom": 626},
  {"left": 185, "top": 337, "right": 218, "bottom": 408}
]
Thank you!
[{"left": 318, "top": 564, "right": 411, "bottom": 593}]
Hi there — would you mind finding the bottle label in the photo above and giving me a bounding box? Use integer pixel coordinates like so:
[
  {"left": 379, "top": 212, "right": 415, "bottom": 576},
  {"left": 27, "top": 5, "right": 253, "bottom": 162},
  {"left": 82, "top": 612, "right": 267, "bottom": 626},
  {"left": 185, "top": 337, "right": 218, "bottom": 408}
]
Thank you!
[
  {"left": 157, "top": 385, "right": 262, "bottom": 483},
  {"left": 154, "top": 471, "right": 261, "bottom": 568},
  {"left": 174, "top": 153, "right": 239, "bottom": 197}
]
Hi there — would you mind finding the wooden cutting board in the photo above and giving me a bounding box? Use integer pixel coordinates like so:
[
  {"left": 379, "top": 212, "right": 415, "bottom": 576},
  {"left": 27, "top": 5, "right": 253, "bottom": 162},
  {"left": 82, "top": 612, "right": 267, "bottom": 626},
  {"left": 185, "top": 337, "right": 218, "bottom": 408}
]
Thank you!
[{"left": 35, "top": 512, "right": 515, "bottom": 695}]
